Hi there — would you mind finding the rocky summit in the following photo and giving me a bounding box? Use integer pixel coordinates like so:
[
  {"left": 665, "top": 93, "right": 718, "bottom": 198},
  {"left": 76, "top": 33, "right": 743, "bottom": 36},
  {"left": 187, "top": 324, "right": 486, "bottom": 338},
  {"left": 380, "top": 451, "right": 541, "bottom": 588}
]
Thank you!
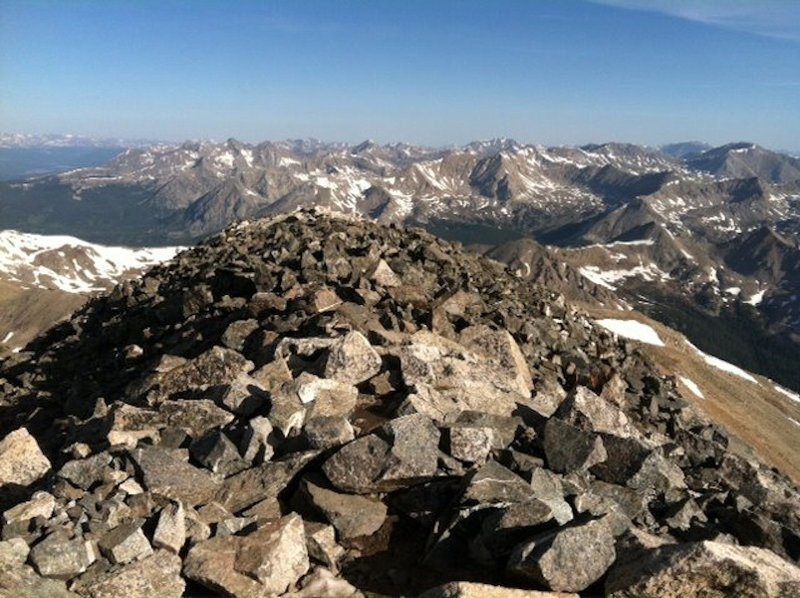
[{"left": 0, "top": 208, "right": 799, "bottom": 597}]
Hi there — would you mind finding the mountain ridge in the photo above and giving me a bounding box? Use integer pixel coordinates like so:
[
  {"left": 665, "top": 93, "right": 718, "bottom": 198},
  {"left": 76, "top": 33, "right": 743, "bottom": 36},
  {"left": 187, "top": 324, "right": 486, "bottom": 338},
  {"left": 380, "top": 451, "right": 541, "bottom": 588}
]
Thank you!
[
  {"left": 0, "top": 209, "right": 798, "bottom": 597},
  {"left": 2, "top": 137, "right": 800, "bottom": 392}
]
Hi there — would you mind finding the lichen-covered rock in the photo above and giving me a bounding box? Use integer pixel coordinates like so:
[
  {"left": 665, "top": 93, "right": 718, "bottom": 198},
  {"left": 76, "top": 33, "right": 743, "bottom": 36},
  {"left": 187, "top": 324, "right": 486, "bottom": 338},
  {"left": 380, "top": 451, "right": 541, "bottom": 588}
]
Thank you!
[
  {"left": 184, "top": 513, "right": 309, "bottom": 596},
  {"left": 74, "top": 549, "right": 184, "bottom": 598},
  {"left": 299, "top": 476, "right": 387, "bottom": 538},
  {"left": 129, "top": 446, "right": 218, "bottom": 507},
  {"left": 29, "top": 533, "right": 98, "bottom": 579},
  {"left": 97, "top": 521, "right": 153, "bottom": 564},
  {"left": 324, "top": 331, "right": 382, "bottom": 385},
  {"left": 420, "top": 582, "right": 578, "bottom": 598},
  {"left": 507, "top": 517, "right": 617, "bottom": 592},
  {"left": 606, "top": 540, "right": 800, "bottom": 597},
  {"left": 152, "top": 501, "right": 185, "bottom": 554},
  {"left": 0, "top": 428, "right": 51, "bottom": 488}
]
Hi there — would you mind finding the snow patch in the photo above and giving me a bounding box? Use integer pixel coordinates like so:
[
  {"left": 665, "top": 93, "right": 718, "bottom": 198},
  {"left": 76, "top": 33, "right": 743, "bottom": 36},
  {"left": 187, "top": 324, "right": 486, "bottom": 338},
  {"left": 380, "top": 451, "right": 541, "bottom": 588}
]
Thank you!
[
  {"left": 578, "top": 263, "right": 670, "bottom": 289},
  {"left": 596, "top": 319, "right": 665, "bottom": 347},
  {"left": 214, "top": 151, "right": 235, "bottom": 168},
  {"left": 279, "top": 156, "right": 300, "bottom": 167},
  {"left": 1, "top": 331, "right": 13, "bottom": 344},
  {"left": 746, "top": 289, "right": 766, "bottom": 306},
  {"left": 774, "top": 384, "right": 800, "bottom": 403},
  {"left": 685, "top": 341, "right": 758, "bottom": 383},
  {"left": 679, "top": 376, "right": 704, "bottom": 399},
  {"left": 315, "top": 176, "right": 338, "bottom": 190},
  {"left": 579, "top": 267, "right": 617, "bottom": 290},
  {"left": 0, "top": 230, "right": 182, "bottom": 293}
]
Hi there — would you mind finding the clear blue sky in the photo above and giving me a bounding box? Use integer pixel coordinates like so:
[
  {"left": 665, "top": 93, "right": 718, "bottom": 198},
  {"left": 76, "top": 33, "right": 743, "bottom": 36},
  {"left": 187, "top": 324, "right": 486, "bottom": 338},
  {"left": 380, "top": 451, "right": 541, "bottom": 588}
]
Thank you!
[{"left": 1, "top": 0, "right": 798, "bottom": 148}]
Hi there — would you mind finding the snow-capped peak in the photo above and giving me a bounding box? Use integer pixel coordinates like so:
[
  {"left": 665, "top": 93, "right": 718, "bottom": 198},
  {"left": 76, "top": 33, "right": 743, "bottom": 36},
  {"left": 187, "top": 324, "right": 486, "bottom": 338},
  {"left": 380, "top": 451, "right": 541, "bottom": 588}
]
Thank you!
[{"left": 0, "top": 230, "right": 182, "bottom": 293}]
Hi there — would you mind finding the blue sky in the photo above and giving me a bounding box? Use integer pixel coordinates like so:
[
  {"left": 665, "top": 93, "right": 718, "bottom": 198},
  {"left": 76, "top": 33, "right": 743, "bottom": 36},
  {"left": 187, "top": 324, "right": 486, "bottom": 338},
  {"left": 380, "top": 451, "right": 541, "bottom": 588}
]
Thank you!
[{"left": 1, "top": 0, "right": 798, "bottom": 148}]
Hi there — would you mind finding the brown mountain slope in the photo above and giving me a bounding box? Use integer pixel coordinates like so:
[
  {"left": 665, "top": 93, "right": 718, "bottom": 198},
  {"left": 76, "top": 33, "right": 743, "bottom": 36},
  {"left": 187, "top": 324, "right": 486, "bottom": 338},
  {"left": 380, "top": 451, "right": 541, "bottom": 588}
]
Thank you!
[{"left": 0, "top": 280, "right": 85, "bottom": 355}]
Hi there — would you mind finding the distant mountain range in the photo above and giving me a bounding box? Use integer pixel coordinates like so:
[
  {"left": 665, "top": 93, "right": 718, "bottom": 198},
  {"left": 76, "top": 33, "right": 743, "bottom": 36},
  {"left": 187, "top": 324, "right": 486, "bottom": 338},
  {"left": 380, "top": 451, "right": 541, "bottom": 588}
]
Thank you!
[
  {"left": 1, "top": 135, "right": 800, "bottom": 389},
  {"left": 0, "top": 133, "right": 163, "bottom": 180}
]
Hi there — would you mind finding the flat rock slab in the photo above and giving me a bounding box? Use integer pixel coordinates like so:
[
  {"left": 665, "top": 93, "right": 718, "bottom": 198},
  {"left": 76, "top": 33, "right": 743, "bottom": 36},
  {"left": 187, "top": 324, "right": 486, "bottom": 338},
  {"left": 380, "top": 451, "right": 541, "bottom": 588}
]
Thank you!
[
  {"left": 606, "top": 540, "right": 800, "bottom": 597},
  {"left": 30, "top": 534, "right": 97, "bottom": 580},
  {"left": 129, "top": 345, "right": 253, "bottom": 405},
  {"left": 0, "top": 565, "right": 79, "bottom": 598},
  {"left": 216, "top": 451, "right": 318, "bottom": 513},
  {"left": 184, "top": 514, "right": 309, "bottom": 597},
  {"left": 301, "top": 477, "right": 387, "bottom": 538},
  {"left": 392, "top": 331, "right": 531, "bottom": 421},
  {"left": 130, "top": 446, "right": 219, "bottom": 506},
  {"left": 3, "top": 491, "right": 55, "bottom": 524},
  {"left": 420, "top": 582, "right": 578, "bottom": 598},
  {"left": 73, "top": 549, "right": 184, "bottom": 598}
]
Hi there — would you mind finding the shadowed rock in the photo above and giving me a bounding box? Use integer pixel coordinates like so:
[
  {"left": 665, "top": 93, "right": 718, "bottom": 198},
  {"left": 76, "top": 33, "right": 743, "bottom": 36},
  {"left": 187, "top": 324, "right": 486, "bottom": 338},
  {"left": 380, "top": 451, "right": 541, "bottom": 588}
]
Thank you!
[{"left": 606, "top": 540, "right": 800, "bottom": 597}]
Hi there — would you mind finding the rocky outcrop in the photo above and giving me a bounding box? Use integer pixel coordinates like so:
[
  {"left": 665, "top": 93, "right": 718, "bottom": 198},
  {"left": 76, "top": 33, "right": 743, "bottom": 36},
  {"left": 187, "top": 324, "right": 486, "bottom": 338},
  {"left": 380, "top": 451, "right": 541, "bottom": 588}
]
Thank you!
[
  {"left": 606, "top": 540, "right": 800, "bottom": 597},
  {"left": 0, "top": 209, "right": 798, "bottom": 596}
]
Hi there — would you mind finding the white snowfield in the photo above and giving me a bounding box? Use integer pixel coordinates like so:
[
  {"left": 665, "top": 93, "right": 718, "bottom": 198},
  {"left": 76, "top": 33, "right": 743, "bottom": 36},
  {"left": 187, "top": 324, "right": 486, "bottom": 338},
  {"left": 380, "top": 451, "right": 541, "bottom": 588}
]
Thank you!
[
  {"left": 596, "top": 318, "right": 665, "bottom": 347},
  {"left": 0, "top": 230, "right": 182, "bottom": 293},
  {"left": 679, "top": 376, "right": 704, "bottom": 399},
  {"left": 579, "top": 262, "right": 670, "bottom": 291},
  {"left": 774, "top": 384, "right": 800, "bottom": 403},
  {"left": 745, "top": 289, "right": 766, "bottom": 306},
  {"left": 685, "top": 340, "right": 758, "bottom": 383}
]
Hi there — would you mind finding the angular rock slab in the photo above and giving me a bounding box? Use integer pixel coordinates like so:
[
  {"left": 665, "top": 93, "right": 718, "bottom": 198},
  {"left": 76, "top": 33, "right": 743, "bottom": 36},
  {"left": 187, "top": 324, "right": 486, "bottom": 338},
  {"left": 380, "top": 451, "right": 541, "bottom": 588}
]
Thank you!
[
  {"left": 98, "top": 521, "right": 153, "bottom": 565},
  {"left": 0, "top": 428, "right": 51, "bottom": 488},
  {"left": 215, "top": 451, "right": 318, "bottom": 514},
  {"left": 322, "top": 435, "right": 391, "bottom": 494},
  {"left": 29, "top": 533, "right": 98, "bottom": 580},
  {"left": 606, "top": 540, "right": 800, "bottom": 597},
  {"left": 0, "top": 565, "right": 79, "bottom": 598},
  {"left": 507, "top": 517, "right": 616, "bottom": 592},
  {"left": 300, "top": 477, "right": 387, "bottom": 539},
  {"left": 324, "top": 330, "right": 383, "bottom": 386},
  {"left": 543, "top": 418, "right": 606, "bottom": 474},
  {"left": 459, "top": 325, "right": 533, "bottom": 396},
  {"left": 74, "top": 550, "right": 184, "bottom": 598},
  {"left": 377, "top": 413, "right": 441, "bottom": 490},
  {"left": 152, "top": 501, "right": 186, "bottom": 554},
  {"left": 128, "top": 345, "right": 253, "bottom": 405},
  {"left": 3, "top": 491, "right": 55, "bottom": 524},
  {"left": 184, "top": 514, "right": 309, "bottom": 597},
  {"left": 392, "top": 331, "right": 532, "bottom": 421},
  {"left": 58, "top": 452, "right": 112, "bottom": 490},
  {"left": 419, "top": 581, "right": 578, "bottom": 598},
  {"left": 462, "top": 461, "right": 536, "bottom": 505},
  {"left": 294, "top": 373, "right": 358, "bottom": 418},
  {"left": 130, "top": 446, "right": 219, "bottom": 507},
  {"left": 322, "top": 414, "right": 440, "bottom": 493}
]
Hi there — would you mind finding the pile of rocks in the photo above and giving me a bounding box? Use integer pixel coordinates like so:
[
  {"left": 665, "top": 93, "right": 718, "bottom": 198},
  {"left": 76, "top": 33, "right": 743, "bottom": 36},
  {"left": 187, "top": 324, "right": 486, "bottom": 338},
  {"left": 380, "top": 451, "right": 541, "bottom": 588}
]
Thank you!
[{"left": 1, "top": 209, "right": 799, "bottom": 597}]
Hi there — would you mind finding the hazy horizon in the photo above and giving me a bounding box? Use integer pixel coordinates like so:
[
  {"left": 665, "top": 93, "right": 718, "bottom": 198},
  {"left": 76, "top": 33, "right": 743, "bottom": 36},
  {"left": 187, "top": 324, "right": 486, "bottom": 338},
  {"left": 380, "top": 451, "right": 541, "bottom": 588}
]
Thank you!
[
  {"left": 6, "top": 131, "right": 799, "bottom": 156},
  {"left": 2, "top": 0, "right": 799, "bottom": 148}
]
